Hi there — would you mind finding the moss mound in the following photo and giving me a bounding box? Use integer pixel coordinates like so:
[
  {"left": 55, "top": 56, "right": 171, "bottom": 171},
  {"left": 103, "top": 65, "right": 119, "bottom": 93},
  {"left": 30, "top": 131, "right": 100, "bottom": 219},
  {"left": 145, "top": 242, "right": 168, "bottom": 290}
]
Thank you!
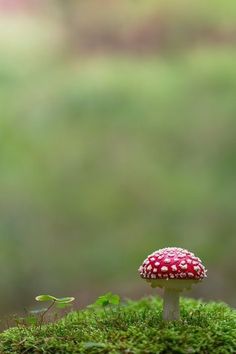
[{"left": 0, "top": 297, "right": 235, "bottom": 353}]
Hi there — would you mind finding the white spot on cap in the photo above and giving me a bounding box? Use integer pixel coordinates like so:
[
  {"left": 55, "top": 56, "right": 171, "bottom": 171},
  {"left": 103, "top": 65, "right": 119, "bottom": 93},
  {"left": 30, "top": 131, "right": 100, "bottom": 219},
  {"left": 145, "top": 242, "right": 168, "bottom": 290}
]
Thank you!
[
  {"left": 154, "top": 261, "right": 160, "bottom": 266},
  {"left": 187, "top": 259, "right": 192, "bottom": 264},
  {"left": 192, "top": 261, "right": 198, "bottom": 265},
  {"left": 174, "top": 258, "right": 179, "bottom": 262},
  {"left": 188, "top": 272, "right": 194, "bottom": 278},
  {"left": 171, "top": 265, "right": 177, "bottom": 271},
  {"left": 169, "top": 273, "right": 175, "bottom": 278},
  {"left": 164, "top": 258, "right": 171, "bottom": 263},
  {"left": 147, "top": 265, "right": 152, "bottom": 271},
  {"left": 161, "top": 266, "right": 168, "bottom": 272},
  {"left": 150, "top": 257, "right": 156, "bottom": 261},
  {"left": 192, "top": 257, "right": 200, "bottom": 261},
  {"left": 157, "top": 273, "right": 162, "bottom": 278},
  {"left": 180, "top": 264, "right": 188, "bottom": 270},
  {"left": 180, "top": 273, "right": 186, "bottom": 278},
  {"left": 194, "top": 266, "right": 200, "bottom": 272},
  {"left": 153, "top": 268, "right": 157, "bottom": 273}
]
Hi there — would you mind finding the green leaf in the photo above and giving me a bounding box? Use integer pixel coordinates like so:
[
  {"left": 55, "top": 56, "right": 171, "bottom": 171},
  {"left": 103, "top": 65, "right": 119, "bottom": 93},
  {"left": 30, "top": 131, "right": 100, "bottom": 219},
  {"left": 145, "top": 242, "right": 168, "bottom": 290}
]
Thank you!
[
  {"left": 108, "top": 294, "right": 120, "bottom": 305},
  {"left": 35, "top": 295, "right": 57, "bottom": 302},
  {"left": 54, "top": 297, "right": 75, "bottom": 304},
  {"left": 92, "top": 292, "right": 120, "bottom": 307},
  {"left": 35, "top": 295, "right": 75, "bottom": 304}
]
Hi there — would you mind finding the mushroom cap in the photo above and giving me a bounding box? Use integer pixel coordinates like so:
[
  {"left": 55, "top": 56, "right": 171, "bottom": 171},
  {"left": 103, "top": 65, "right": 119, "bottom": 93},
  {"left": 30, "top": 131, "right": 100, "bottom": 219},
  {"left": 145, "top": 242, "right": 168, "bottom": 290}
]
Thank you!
[{"left": 138, "top": 247, "right": 207, "bottom": 282}]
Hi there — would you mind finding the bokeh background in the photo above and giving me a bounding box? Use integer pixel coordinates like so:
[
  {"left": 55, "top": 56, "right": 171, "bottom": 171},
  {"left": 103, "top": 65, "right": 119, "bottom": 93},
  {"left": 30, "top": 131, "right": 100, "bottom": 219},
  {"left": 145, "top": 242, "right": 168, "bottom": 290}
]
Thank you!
[{"left": 0, "top": 0, "right": 236, "bottom": 318}]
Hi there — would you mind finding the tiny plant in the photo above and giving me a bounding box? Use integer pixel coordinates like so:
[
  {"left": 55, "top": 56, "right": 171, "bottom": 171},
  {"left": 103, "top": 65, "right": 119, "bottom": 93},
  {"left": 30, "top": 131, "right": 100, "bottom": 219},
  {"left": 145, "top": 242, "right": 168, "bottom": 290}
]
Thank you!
[
  {"left": 89, "top": 292, "right": 120, "bottom": 308},
  {"left": 35, "top": 294, "right": 75, "bottom": 328}
]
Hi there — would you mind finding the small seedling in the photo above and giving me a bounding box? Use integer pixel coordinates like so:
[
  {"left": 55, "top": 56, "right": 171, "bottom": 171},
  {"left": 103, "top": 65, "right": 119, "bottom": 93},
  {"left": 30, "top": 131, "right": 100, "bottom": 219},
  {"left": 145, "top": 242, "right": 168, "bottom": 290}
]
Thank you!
[
  {"left": 35, "top": 294, "right": 75, "bottom": 328},
  {"left": 89, "top": 292, "right": 120, "bottom": 309}
]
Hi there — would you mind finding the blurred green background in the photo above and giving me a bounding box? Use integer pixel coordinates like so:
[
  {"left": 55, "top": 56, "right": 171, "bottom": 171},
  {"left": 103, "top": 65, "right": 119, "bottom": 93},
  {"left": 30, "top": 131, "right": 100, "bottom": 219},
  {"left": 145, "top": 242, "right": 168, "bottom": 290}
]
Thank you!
[{"left": 0, "top": 0, "right": 236, "bottom": 317}]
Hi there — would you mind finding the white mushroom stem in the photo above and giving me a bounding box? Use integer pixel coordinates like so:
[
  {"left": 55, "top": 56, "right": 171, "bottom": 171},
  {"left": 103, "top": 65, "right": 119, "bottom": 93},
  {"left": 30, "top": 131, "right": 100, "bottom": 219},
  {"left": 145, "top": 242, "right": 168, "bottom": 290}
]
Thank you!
[
  {"left": 148, "top": 279, "right": 199, "bottom": 321},
  {"left": 163, "top": 288, "right": 180, "bottom": 321}
]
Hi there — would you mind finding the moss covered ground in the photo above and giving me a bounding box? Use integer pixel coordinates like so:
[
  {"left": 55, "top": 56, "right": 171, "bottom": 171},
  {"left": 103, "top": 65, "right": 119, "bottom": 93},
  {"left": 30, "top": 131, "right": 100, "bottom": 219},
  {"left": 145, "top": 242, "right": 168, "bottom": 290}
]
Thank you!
[{"left": 0, "top": 297, "right": 235, "bottom": 353}]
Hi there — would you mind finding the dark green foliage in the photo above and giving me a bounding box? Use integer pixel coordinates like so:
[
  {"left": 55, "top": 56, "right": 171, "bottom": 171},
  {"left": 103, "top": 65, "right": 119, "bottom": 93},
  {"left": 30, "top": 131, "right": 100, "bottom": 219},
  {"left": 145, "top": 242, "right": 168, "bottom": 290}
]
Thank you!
[{"left": 0, "top": 297, "right": 235, "bottom": 353}]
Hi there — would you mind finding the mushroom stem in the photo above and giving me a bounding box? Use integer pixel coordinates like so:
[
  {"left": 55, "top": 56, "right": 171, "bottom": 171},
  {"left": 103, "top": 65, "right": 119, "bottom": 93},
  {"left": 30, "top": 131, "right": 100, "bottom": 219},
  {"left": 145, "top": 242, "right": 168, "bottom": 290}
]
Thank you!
[{"left": 163, "top": 288, "right": 180, "bottom": 321}]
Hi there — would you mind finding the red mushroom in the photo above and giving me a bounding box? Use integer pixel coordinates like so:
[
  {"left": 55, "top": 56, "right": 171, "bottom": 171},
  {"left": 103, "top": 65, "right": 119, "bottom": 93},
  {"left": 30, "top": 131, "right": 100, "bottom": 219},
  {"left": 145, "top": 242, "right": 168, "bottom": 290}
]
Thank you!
[{"left": 138, "top": 247, "right": 207, "bottom": 321}]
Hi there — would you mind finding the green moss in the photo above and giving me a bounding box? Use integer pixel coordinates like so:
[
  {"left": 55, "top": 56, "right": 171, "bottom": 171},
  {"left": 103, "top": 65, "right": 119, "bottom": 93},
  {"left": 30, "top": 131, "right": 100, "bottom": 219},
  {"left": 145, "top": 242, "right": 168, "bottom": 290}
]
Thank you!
[{"left": 0, "top": 297, "right": 235, "bottom": 353}]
